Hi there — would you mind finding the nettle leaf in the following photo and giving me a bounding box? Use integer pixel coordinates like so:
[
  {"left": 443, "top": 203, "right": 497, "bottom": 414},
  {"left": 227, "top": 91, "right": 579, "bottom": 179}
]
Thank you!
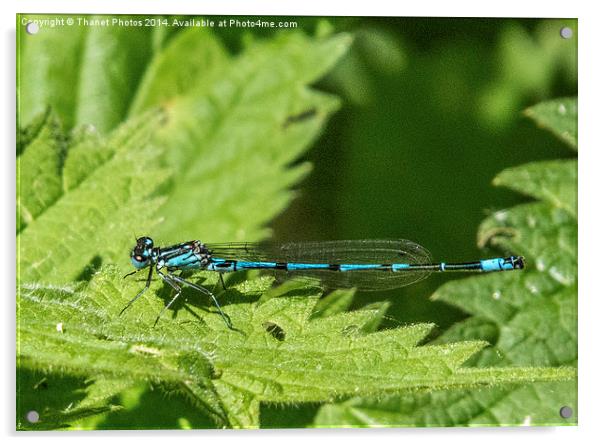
[
  {"left": 130, "top": 30, "right": 350, "bottom": 241},
  {"left": 128, "top": 27, "right": 228, "bottom": 114},
  {"left": 19, "top": 26, "right": 349, "bottom": 246},
  {"left": 16, "top": 369, "right": 125, "bottom": 431},
  {"left": 312, "top": 98, "right": 577, "bottom": 427},
  {"left": 17, "top": 109, "right": 170, "bottom": 283},
  {"left": 17, "top": 109, "right": 65, "bottom": 233},
  {"left": 310, "top": 288, "right": 356, "bottom": 320},
  {"left": 74, "top": 18, "right": 153, "bottom": 133},
  {"left": 17, "top": 269, "right": 574, "bottom": 429},
  {"left": 18, "top": 16, "right": 86, "bottom": 131},
  {"left": 17, "top": 27, "right": 354, "bottom": 430},
  {"left": 492, "top": 159, "right": 577, "bottom": 219},
  {"left": 524, "top": 97, "right": 577, "bottom": 149},
  {"left": 18, "top": 14, "right": 154, "bottom": 133}
]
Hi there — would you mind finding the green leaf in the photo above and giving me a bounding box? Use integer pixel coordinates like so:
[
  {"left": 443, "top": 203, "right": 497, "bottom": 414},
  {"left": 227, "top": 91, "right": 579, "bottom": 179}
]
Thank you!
[
  {"left": 312, "top": 99, "right": 577, "bottom": 427},
  {"left": 16, "top": 369, "right": 123, "bottom": 431},
  {"left": 18, "top": 16, "right": 86, "bottom": 130},
  {"left": 478, "top": 21, "right": 577, "bottom": 127},
  {"left": 17, "top": 269, "right": 573, "bottom": 429},
  {"left": 135, "top": 31, "right": 351, "bottom": 241},
  {"left": 17, "top": 109, "right": 65, "bottom": 233},
  {"left": 72, "top": 382, "right": 217, "bottom": 430},
  {"left": 492, "top": 159, "right": 577, "bottom": 218},
  {"left": 17, "top": 28, "right": 355, "bottom": 429},
  {"left": 17, "top": 110, "right": 170, "bottom": 283},
  {"left": 129, "top": 28, "right": 228, "bottom": 114},
  {"left": 18, "top": 27, "right": 351, "bottom": 246},
  {"left": 312, "top": 379, "right": 574, "bottom": 427},
  {"left": 310, "top": 288, "right": 356, "bottom": 319},
  {"left": 74, "top": 20, "right": 153, "bottom": 133},
  {"left": 524, "top": 98, "right": 577, "bottom": 149},
  {"left": 18, "top": 16, "right": 155, "bottom": 134}
]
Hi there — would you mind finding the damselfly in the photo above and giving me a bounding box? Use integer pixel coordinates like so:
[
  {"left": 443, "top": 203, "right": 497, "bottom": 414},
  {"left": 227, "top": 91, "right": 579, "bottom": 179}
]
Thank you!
[{"left": 122, "top": 237, "right": 524, "bottom": 328}]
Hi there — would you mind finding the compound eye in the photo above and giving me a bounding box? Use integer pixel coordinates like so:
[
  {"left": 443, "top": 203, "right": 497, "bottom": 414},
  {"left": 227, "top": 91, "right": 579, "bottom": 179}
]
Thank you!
[
  {"left": 136, "top": 236, "right": 154, "bottom": 248},
  {"left": 131, "top": 253, "right": 149, "bottom": 269}
]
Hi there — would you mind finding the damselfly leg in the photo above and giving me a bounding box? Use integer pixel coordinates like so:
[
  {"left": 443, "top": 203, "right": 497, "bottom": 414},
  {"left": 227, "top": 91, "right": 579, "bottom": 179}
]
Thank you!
[
  {"left": 154, "top": 269, "right": 182, "bottom": 326},
  {"left": 120, "top": 266, "right": 153, "bottom": 316},
  {"left": 168, "top": 273, "right": 233, "bottom": 329},
  {"left": 122, "top": 264, "right": 232, "bottom": 328}
]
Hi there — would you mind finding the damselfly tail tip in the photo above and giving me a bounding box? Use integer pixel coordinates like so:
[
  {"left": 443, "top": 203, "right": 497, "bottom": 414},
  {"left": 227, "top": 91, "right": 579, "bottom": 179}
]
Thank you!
[{"left": 509, "top": 255, "right": 525, "bottom": 270}]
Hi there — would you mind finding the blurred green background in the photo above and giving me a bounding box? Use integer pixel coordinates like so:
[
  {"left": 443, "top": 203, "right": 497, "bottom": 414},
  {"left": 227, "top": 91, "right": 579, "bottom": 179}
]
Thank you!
[{"left": 270, "top": 17, "right": 577, "bottom": 333}]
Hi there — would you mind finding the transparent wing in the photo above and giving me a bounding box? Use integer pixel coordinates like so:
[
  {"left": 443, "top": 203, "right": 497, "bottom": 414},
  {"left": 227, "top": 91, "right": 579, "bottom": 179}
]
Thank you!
[
  {"left": 205, "top": 239, "right": 433, "bottom": 291},
  {"left": 204, "top": 242, "right": 277, "bottom": 261}
]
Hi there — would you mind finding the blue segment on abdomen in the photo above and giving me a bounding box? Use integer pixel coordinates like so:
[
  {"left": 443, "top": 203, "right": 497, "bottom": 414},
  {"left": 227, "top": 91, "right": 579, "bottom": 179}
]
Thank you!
[
  {"left": 392, "top": 263, "right": 411, "bottom": 271},
  {"left": 480, "top": 258, "right": 512, "bottom": 272},
  {"left": 238, "top": 261, "right": 277, "bottom": 269},
  {"left": 286, "top": 263, "right": 330, "bottom": 270},
  {"left": 207, "top": 259, "right": 279, "bottom": 272},
  {"left": 339, "top": 264, "right": 381, "bottom": 272}
]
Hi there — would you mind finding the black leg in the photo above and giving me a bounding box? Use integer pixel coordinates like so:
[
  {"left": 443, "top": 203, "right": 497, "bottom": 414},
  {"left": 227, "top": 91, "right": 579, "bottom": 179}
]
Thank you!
[
  {"left": 123, "top": 269, "right": 140, "bottom": 279},
  {"left": 168, "top": 273, "right": 233, "bottom": 329},
  {"left": 154, "top": 270, "right": 182, "bottom": 326},
  {"left": 120, "top": 266, "right": 153, "bottom": 316}
]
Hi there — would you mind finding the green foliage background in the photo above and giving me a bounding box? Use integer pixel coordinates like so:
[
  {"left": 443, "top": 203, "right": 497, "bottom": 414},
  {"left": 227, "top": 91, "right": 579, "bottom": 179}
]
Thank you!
[{"left": 16, "top": 15, "right": 577, "bottom": 429}]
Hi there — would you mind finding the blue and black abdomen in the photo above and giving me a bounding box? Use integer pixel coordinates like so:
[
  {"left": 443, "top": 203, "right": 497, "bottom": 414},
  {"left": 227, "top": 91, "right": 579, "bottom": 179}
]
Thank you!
[
  {"left": 204, "top": 240, "right": 524, "bottom": 291},
  {"left": 206, "top": 240, "right": 434, "bottom": 290}
]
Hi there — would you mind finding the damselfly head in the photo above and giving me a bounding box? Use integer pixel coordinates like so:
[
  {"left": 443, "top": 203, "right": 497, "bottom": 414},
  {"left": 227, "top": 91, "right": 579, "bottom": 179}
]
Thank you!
[{"left": 130, "top": 236, "right": 154, "bottom": 269}]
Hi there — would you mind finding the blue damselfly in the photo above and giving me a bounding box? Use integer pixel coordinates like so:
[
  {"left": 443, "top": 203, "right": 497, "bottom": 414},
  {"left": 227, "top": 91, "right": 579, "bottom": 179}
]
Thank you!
[{"left": 122, "top": 237, "right": 524, "bottom": 328}]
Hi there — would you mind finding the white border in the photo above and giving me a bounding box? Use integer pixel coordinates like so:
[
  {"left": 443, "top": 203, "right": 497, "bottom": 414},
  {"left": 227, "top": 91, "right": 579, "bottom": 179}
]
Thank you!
[{"left": 4, "top": 1, "right": 601, "bottom": 445}]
